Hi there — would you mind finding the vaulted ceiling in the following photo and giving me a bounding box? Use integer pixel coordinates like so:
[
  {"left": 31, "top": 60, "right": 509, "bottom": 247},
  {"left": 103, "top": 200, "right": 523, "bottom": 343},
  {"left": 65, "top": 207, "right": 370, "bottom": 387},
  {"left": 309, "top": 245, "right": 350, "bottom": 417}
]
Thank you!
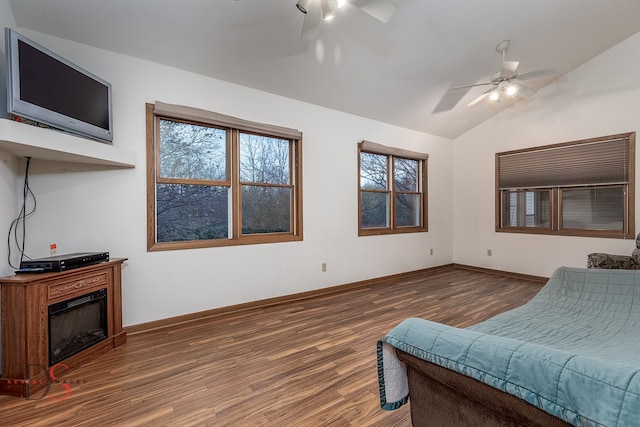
[{"left": 9, "top": 0, "right": 640, "bottom": 138}]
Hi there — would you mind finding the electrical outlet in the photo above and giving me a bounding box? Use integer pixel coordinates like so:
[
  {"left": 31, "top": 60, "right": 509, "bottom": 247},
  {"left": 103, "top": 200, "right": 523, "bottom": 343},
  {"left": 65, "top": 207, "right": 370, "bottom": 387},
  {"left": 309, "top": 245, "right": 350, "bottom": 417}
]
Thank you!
[
  {"left": 487, "top": 249, "right": 492, "bottom": 256},
  {"left": 321, "top": 262, "right": 327, "bottom": 272}
]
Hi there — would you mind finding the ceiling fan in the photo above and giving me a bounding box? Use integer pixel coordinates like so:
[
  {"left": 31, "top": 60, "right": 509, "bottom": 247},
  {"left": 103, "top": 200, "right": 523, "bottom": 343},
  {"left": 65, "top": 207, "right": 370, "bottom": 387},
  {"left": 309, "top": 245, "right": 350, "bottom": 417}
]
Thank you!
[
  {"left": 295, "top": 0, "right": 397, "bottom": 40},
  {"left": 436, "top": 40, "right": 566, "bottom": 112}
]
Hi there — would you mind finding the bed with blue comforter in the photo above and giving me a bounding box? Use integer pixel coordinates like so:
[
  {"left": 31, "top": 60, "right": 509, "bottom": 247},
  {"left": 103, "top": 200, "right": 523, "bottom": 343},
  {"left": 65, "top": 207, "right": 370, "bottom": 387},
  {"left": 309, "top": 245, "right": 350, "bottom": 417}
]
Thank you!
[{"left": 378, "top": 266, "right": 640, "bottom": 426}]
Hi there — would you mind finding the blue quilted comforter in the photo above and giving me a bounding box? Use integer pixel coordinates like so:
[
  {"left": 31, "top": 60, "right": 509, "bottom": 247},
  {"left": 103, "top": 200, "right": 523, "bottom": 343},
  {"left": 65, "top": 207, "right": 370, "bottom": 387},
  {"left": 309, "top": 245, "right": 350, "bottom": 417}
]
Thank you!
[{"left": 377, "top": 267, "right": 640, "bottom": 427}]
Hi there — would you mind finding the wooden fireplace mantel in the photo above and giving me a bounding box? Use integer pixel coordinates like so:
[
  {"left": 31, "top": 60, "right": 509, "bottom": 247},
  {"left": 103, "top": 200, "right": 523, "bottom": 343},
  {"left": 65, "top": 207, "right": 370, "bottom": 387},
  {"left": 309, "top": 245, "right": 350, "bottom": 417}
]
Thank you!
[{"left": 0, "top": 258, "right": 127, "bottom": 397}]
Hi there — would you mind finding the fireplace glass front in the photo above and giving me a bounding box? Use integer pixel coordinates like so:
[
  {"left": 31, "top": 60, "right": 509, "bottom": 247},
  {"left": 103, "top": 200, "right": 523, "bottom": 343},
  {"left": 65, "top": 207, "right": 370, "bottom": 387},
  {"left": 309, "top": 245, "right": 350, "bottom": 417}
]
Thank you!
[{"left": 48, "top": 288, "right": 108, "bottom": 366}]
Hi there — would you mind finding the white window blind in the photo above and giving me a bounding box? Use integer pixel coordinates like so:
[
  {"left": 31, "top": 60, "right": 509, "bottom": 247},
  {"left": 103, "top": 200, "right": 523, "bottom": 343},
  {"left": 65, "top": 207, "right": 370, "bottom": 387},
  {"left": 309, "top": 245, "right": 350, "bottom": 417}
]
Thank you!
[{"left": 498, "top": 136, "right": 629, "bottom": 189}]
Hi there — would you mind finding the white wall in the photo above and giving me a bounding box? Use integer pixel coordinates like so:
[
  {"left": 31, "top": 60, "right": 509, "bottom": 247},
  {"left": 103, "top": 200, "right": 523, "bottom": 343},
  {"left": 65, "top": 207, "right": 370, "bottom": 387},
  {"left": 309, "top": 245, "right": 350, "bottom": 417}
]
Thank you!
[
  {"left": 0, "top": 0, "right": 17, "bottom": 366},
  {"left": 453, "top": 31, "right": 640, "bottom": 277},
  {"left": 0, "top": 26, "right": 453, "bottom": 326},
  {"left": 3, "top": 4, "right": 639, "bottom": 329},
  {"left": 0, "top": 0, "right": 18, "bottom": 278},
  {"left": 4, "top": 2, "right": 640, "bottom": 327}
]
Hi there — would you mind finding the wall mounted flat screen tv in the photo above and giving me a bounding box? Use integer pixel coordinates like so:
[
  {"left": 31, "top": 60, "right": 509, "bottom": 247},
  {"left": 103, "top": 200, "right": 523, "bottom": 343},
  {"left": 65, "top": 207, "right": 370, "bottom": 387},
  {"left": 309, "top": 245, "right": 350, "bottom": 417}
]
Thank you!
[{"left": 5, "top": 28, "right": 113, "bottom": 143}]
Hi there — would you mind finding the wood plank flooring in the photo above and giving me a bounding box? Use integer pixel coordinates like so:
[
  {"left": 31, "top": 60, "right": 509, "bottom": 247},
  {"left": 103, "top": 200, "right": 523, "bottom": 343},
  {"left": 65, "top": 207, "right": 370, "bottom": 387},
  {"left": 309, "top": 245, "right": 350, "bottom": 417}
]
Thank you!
[{"left": 0, "top": 266, "right": 545, "bottom": 426}]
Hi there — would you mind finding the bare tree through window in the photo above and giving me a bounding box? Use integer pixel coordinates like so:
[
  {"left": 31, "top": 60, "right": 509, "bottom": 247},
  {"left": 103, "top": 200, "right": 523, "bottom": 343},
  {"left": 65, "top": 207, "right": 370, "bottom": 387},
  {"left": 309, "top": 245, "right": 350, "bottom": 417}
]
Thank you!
[
  {"left": 359, "top": 146, "right": 426, "bottom": 235},
  {"left": 147, "top": 103, "right": 302, "bottom": 250},
  {"left": 240, "top": 133, "right": 292, "bottom": 234}
]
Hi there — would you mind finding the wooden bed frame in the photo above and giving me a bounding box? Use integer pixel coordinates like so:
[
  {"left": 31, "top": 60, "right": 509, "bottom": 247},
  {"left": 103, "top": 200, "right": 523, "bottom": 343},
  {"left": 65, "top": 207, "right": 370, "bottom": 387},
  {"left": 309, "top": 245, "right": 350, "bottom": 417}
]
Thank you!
[{"left": 396, "top": 350, "right": 571, "bottom": 427}]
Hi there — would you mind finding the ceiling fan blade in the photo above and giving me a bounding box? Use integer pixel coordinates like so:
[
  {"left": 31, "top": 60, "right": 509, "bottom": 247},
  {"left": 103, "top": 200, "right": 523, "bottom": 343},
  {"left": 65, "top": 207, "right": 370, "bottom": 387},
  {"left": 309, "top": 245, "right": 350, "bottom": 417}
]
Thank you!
[
  {"left": 432, "top": 87, "right": 471, "bottom": 113},
  {"left": 349, "top": 0, "right": 397, "bottom": 23},
  {"left": 449, "top": 81, "right": 494, "bottom": 90},
  {"left": 512, "top": 82, "right": 537, "bottom": 98},
  {"left": 300, "top": 3, "right": 322, "bottom": 40},
  {"left": 501, "top": 60, "right": 519, "bottom": 78},
  {"left": 467, "top": 88, "right": 495, "bottom": 107},
  {"left": 518, "top": 65, "right": 570, "bottom": 81}
]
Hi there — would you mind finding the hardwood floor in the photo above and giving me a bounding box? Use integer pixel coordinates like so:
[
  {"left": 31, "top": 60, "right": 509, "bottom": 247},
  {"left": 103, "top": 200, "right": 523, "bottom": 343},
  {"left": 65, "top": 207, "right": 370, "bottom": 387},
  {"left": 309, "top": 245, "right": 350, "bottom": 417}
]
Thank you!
[{"left": 0, "top": 266, "right": 545, "bottom": 426}]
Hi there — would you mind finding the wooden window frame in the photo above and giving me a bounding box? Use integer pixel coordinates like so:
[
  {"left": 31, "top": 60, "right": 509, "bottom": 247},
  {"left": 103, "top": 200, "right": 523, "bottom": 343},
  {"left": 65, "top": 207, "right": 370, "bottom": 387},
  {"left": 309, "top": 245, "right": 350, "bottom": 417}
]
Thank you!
[
  {"left": 495, "top": 133, "right": 635, "bottom": 239},
  {"left": 358, "top": 141, "right": 428, "bottom": 236},
  {"left": 146, "top": 103, "right": 303, "bottom": 251}
]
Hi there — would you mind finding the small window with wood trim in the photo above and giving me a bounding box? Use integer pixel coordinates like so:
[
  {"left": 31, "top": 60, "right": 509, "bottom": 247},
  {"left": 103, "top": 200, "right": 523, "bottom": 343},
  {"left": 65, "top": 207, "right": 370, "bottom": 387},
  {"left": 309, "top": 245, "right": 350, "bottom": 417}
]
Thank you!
[
  {"left": 358, "top": 141, "right": 428, "bottom": 236},
  {"left": 496, "top": 132, "right": 635, "bottom": 239},
  {"left": 146, "top": 102, "right": 303, "bottom": 251}
]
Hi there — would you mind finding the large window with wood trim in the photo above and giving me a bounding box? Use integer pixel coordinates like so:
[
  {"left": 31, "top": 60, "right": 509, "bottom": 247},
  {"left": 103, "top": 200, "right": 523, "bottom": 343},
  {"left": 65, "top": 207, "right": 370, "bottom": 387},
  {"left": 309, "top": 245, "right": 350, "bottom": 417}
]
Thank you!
[
  {"left": 358, "top": 141, "right": 428, "bottom": 235},
  {"left": 146, "top": 102, "right": 303, "bottom": 251},
  {"left": 496, "top": 132, "right": 635, "bottom": 239}
]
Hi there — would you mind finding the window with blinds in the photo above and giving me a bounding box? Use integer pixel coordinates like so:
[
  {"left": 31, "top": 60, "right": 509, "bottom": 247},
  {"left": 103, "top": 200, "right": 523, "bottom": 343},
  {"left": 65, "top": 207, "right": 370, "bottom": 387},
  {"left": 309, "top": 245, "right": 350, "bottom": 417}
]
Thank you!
[{"left": 495, "top": 133, "right": 635, "bottom": 238}]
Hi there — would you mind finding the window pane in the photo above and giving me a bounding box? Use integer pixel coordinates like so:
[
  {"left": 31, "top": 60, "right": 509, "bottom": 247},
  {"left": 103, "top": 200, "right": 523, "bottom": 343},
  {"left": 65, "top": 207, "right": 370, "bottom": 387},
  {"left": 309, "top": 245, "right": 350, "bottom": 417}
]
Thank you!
[
  {"left": 396, "top": 194, "right": 420, "bottom": 227},
  {"left": 502, "top": 190, "right": 551, "bottom": 227},
  {"left": 360, "top": 152, "right": 387, "bottom": 190},
  {"left": 361, "top": 191, "right": 390, "bottom": 228},
  {"left": 159, "top": 119, "right": 227, "bottom": 181},
  {"left": 562, "top": 186, "right": 624, "bottom": 230},
  {"left": 240, "top": 133, "right": 290, "bottom": 184},
  {"left": 156, "top": 184, "right": 228, "bottom": 242},
  {"left": 394, "top": 158, "right": 418, "bottom": 192},
  {"left": 242, "top": 186, "right": 291, "bottom": 234}
]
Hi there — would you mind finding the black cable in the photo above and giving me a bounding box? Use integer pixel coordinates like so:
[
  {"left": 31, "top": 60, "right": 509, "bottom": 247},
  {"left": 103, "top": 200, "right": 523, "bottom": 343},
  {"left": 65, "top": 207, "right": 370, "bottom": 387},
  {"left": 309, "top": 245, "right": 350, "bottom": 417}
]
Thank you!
[{"left": 7, "top": 157, "right": 37, "bottom": 269}]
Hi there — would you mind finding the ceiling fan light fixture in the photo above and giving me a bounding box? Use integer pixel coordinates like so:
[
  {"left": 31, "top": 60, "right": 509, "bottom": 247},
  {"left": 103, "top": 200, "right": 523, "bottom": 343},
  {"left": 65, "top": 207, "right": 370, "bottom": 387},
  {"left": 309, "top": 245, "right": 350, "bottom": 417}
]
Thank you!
[
  {"left": 296, "top": 0, "right": 311, "bottom": 14},
  {"left": 322, "top": 0, "right": 336, "bottom": 20},
  {"left": 489, "top": 90, "right": 501, "bottom": 102},
  {"left": 297, "top": 0, "right": 397, "bottom": 40},
  {"left": 505, "top": 83, "right": 518, "bottom": 97}
]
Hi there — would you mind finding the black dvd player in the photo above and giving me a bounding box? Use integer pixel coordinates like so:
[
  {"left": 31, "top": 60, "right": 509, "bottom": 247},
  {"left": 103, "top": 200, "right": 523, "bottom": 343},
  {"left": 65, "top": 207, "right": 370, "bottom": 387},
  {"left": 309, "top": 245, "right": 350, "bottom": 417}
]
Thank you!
[{"left": 17, "top": 252, "right": 109, "bottom": 273}]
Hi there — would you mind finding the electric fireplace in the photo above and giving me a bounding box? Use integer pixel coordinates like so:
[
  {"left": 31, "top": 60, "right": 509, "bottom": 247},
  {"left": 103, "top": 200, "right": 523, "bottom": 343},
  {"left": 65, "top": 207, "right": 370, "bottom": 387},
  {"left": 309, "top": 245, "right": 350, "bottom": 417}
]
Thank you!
[
  {"left": 0, "top": 259, "right": 126, "bottom": 397},
  {"left": 48, "top": 289, "right": 108, "bottom": 365}
]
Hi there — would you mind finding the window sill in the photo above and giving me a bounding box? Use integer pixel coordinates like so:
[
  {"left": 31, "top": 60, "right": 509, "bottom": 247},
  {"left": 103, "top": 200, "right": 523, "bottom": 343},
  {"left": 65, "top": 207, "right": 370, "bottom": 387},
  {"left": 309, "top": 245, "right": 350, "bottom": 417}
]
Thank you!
[
  {"left": 148, "top": 234, "right": 303, "bottom": 251},
  {"left": 359, "top": 227, "right": 427, "bottom": 236},
  {"left": 496, "top": 227, "right": 633, "bottom": 239}
]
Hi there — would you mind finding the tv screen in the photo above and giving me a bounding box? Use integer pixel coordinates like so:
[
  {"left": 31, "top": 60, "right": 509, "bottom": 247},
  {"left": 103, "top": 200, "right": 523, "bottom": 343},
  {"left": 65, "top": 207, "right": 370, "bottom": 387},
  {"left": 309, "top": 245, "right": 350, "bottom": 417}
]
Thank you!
[{"left": 5, "top": 28, "right": 113, "bottom": 143}]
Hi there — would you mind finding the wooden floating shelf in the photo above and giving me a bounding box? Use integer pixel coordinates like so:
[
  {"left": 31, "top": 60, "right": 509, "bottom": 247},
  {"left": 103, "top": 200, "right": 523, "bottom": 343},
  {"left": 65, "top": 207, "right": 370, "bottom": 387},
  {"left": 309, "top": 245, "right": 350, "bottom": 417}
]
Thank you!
[{"left": 0, "top": 118, "right": 135, "bottom": 168}]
